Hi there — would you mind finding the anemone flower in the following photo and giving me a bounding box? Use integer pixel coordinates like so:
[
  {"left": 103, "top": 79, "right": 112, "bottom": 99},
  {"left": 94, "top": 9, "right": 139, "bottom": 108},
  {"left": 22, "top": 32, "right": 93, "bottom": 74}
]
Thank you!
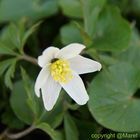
[{"left": 34, "top": 43, "right": 102, "bottom": 111}]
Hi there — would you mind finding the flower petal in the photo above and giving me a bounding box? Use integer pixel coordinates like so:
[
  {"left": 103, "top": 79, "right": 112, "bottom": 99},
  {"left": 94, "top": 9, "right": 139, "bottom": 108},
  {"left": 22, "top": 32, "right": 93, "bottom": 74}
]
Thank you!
[
  {"left": 56, "top": 43, "right": 85, "bottom": 59},
  {"left": 38, "top": 47, "right": 60, "bottom": 67},
  {"left": 41, "top": 75, "right": 61, "bottom": 111},
  {"left": 69, "top": 55, "right": 102, "bottom": 74},
  {"left": 60, "top": 72, "right": 89, "bottom": 105},
  {"left": 34, "top": 66, "right": 49, "bottom": 97}
]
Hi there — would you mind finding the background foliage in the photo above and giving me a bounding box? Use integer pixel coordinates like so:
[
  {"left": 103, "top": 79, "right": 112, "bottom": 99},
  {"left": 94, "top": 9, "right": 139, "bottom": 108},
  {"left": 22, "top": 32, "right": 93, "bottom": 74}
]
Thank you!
[{"left": 0, "top": 0, "right": 140, "bottom": 140}]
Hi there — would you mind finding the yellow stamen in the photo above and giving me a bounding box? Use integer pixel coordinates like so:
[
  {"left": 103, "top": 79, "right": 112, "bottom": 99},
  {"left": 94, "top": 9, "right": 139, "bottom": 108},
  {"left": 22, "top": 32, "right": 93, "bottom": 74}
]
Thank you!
[{"left": 50, "top": 59, "right": 73, "bottom": 83}]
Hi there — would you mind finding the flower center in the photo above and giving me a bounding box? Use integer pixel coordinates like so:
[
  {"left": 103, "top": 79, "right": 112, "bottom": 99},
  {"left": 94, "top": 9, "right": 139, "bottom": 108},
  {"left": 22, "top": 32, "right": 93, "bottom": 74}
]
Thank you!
[{"left": 50, "top": 59, "right": 73, "bottom": 83}]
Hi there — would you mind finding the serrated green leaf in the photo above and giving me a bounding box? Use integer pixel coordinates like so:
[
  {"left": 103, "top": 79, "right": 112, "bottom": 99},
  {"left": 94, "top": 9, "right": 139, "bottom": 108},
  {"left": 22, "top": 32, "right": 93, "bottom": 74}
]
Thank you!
[
  {"left": 0, "top": 23, "right": 22, "bottom": 51},
  {"left": 20, "top": 67, "right": 42, "bottom": 117},
  {"left": 10, "top": 81, "right": 34, "bottom": 124},
  {"left": 0, "top": 42, "right": 17, "bottom": 55},
  {"left": 37, "top": 123, "right": 64, "bottom": 140},
  {"left": 93, "top": 6, "right": 131, "bottom": 51},
  {"left": 1, "top": 22, "right": 25, "bottom": 49},
  {"left": 64, "top": 112, "right": 79, "bottom": 140},
  {"left": 20, "top": 68, "right": 64, "bottom": 128},
  {"left": 59, "top": 0, "right": 82, "bottom": 18},
  {"left": 0, "top": 21, "right": 40, "bottom": 55},
  {"left": 4, "top": 59, "right": 17, "bottom": 89},
  {"left": 35, "top": 96, "right": 64, "bottom": 129},
  {"left": 82, "top": 0, "right": 106, "bottom": 37},
  {"left": 0, "top": 58, "right": 16, "bottom": 75},
  {"left": 88, "top": 62, "right": 140, "bottom": 132},
  {"left": 22, "top": 22, "right": 41, "bottom": 47}
]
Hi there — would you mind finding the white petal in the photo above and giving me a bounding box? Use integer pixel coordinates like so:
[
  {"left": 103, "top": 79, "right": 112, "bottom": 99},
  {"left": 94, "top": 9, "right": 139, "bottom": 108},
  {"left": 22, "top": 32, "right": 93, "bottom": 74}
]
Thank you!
[
  {"left": 60, "top": 72, "right": 89, "bottom": 105},
  {"left": 34, "top": 66, "right": 49, "bottom": 97},
  {"left": 69, "top": 55, "right": 102, "bottom": 74},
  {"left": 38, "top": 47, "right": 60, "bottom": 67},
  {"left": 56, "top": 43, "right": 85, "bottom": 59},
  {"left": 41, "top": 75, "right": 61, "bottom": 111}
]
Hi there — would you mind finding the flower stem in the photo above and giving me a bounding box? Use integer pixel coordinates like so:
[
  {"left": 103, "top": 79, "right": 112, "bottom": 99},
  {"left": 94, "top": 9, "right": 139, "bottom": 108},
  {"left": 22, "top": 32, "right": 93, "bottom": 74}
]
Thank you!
[
  {"left": 0, "top": 129, "right": 8, "bottom": 140},
  {"left": 19, "top": 54, "right": 38, "bottom": 65},
  {"left": 4, "top": 125, "right": 35, "bottom": 139}
]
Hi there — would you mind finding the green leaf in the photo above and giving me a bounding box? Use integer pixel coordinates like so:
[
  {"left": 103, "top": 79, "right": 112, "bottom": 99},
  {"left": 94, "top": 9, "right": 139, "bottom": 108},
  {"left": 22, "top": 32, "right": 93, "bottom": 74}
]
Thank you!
[
  {"left": 74, "top": 22, "right": 93, "bottom": 46},
  {"left": 35, "top": 96, "right": 64, "bottom": 128},
  {"left": 2, "top": 23, "right": 22, "bottom": 49},
  {"left": 115, "top": 29, "right": 140, "bottom": 70},
  {"left": 22, "top": 22, "right": 41, "bottom": 47},
  {"left": 0, "top": 23, "right": 22, "bottom": 52},
  {"left": 21, "top": 67, "right": 41, "bottom": 116},
  {"left": 0, "top": 58, "right": 16, "bottom": 75},
  {"left": 20, "top": 68, "right": 64, "bottom": 128},
  {"left": 0, "top": 21, "right": 40, "bottom": 55},
  {"left": 0, "top": 0, "right": 58, "bottom": 22},
  {"left": 10, "top": 81, "right": 34, "bottom": 124},
  {"left": 64, "top": 112, "right": 79, "bottom": 140},
  {"left": 2, "top": 106, "right": 25, "bottom": 129},
  {"left": 0, "top": 58, "right": 17, "bottom": 89},
  {"left": 99, "top": 54, "right": 118, "bottom": 66},
  {"left": 59, "top": 0, "right": 82, "bottom": 18},
  {"left": 0, "top": 42, "right": 17, "bottom": 55},
  {"left": 37, "top": 123, "right": 64, "bottom": 140},
  {"left": 88, "top": 62, "right": 140, "bottom": 132},
  {"left": 60, "top": 23, "right": 82, "bottom": 45},
  {"left": 93, "top": 6, "right": 131, "bottom": 51},
  {"left": 74, "top": 118, "right": 102, "bottom": 140},
  {"left": 128, "top": 0, "right": 140, "bottom": 14},
  {"left": 4, "top": 59, "right": 17, "bottom": 89},
  {"left": 82, "top": 0, "right": 106, "bottom": 37}
]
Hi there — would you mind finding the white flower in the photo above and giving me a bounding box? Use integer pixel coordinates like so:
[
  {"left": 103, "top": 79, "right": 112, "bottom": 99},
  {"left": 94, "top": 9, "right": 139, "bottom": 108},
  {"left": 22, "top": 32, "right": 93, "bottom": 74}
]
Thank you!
[{"left": 34, "top": 43, "right": 102, "bottom": 111}]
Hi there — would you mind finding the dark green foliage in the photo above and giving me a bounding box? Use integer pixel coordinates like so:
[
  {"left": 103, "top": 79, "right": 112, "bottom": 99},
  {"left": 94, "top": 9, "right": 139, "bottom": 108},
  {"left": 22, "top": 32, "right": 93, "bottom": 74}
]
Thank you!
[{"left": 0, "top": 0, "right": 140, "bottom": 140}]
